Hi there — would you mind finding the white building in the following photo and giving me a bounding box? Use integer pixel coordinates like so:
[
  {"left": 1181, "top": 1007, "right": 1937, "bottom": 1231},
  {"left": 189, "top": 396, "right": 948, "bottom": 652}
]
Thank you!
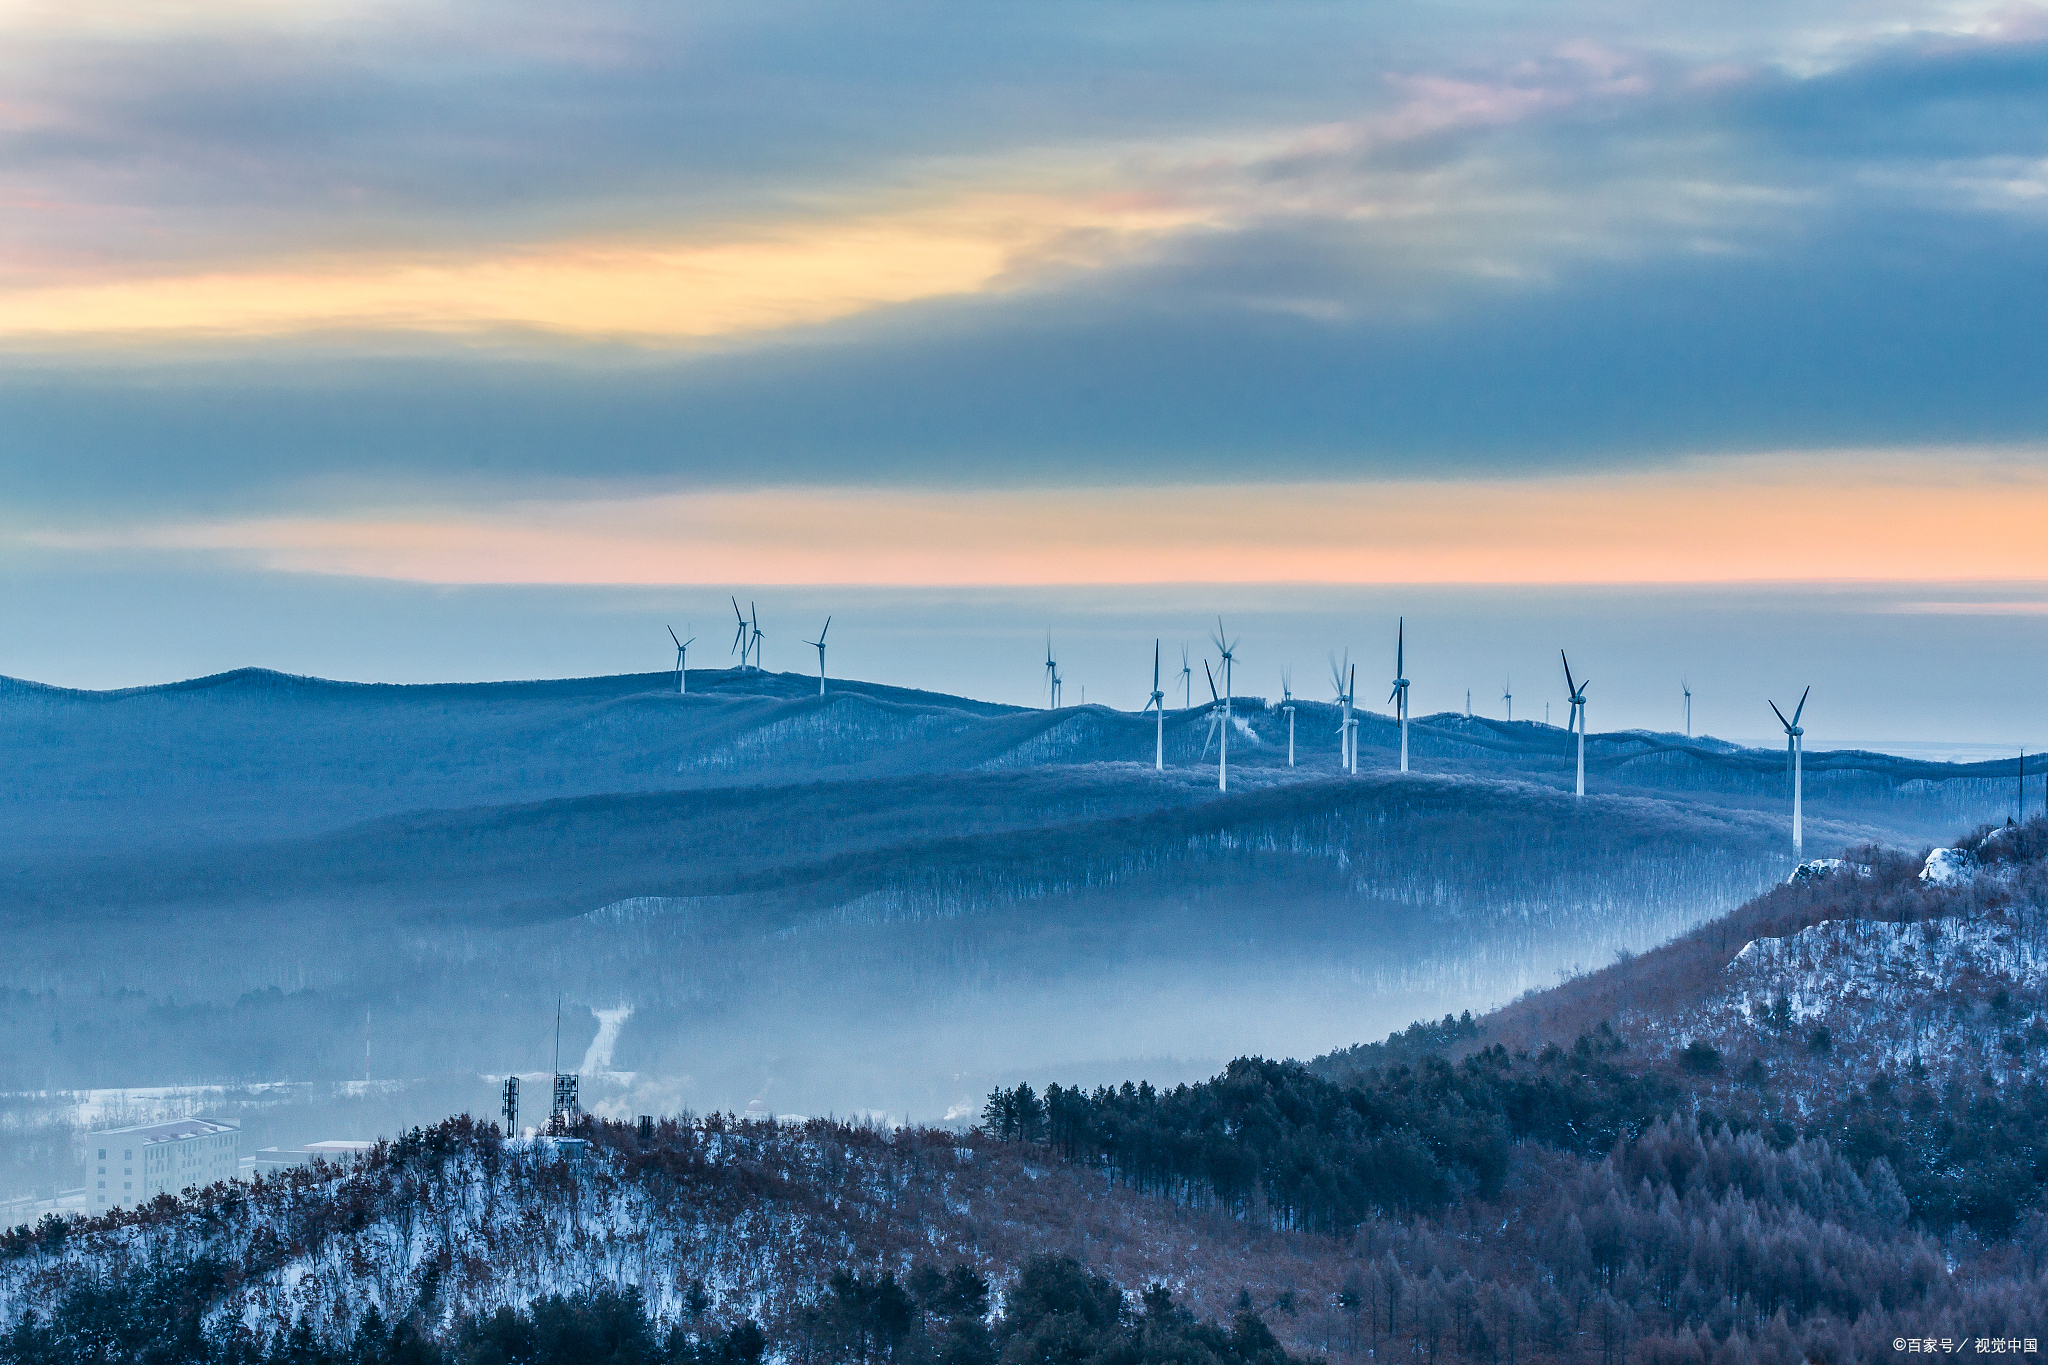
[
  {"left": 88, "top": 1118, "right": 239, "bottom": 1212},
  {"left": 243, "top": 1138, "right": 375, "bottom": 1180}
]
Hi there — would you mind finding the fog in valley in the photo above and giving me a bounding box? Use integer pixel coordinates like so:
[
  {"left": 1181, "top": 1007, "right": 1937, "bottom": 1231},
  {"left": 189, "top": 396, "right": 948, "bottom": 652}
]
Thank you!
[{"left": 0, "top": 664, "right": 2033, "bottom": 1208}]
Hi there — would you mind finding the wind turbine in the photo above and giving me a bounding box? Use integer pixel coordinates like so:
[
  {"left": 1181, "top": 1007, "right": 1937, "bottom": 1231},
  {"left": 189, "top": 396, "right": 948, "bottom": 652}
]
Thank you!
[
  {"left": 1503, "top": 675, "right": 1513, "bottom": 722},
  {"left": 730, "top": 597, "right": 750, "bottom": 669},
  {"left": 1201, "top": 660, "right": 1224, "bottom": 759},
  {"left": 805, "top": 617, "right": 831, "bottom": 696},
  {"left": 1330, "top": 652, "right": 1356, "bottom": 774},
  {"left": 1347, "top": 665, "right": 1357, "bottom": 772},
  {"left": 1562, "top": 651, "right": 1590, "bottom": 798},
  {"left": 1388, "top": 619, "right": 1411, "bottom": 774},
  {"left": 1769, "top": 686, "right": 1810, "bottom": 854},
  {"left": 1281, "top": 668, "right": 1295, "bottom": 768},
  {"left": 1211, "top": 619, "right": 1238, "bottom": 792},
  {"left": 1683, "top": 679, "right": 1692, "bottom": 737},
  {"left": 1147, "top": 642, "right": 1166, "bottom": 771},
  {"left": 1179, "top": 645, "right": 1193, "bottom": 711},
  {"left": 748, "top": 603, "right": 764, "bottom": 670},
  {"left": 1044, "top": 634, "right": 1059, "bottom": 710},
  {"left": 667, "top": 626, "right": 694, "bottom": 694}
]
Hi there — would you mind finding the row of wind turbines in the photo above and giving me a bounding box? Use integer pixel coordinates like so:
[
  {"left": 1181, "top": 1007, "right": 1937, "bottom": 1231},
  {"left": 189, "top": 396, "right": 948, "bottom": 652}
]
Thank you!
[
  {"left": 1110, "top": 619, "right": 1817, "bottom": 853},
  {"left": 661, "top": 606, "right": 1817, "bottom": 854},
  {"left": 664, "top": 599, "right": 838, "bottom": 698}
]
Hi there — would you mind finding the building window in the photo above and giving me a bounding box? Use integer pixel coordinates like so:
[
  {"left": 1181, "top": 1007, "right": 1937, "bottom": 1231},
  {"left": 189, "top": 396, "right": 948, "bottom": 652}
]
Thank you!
[
  {"left": 95, "top": 1181, "right": 104, "bottom": 1189},
  {"left": 97, "top": 1149, "right": 106, "bottom": 1160},
  {"left": 122, "top": 1182, "right": 131, "bottom": 1190}
]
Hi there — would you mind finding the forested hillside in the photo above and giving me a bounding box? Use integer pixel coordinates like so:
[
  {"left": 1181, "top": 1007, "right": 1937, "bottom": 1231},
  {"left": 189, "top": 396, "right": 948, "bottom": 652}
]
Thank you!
[
  {"left": 0, "top": 1116, "right": 1323, "bottom": 1365},
  {"left": 0, "top": 666, "right": 2024, "bottom": 858},
  {"left": 6, "top": 817, "right": 2048, "bottom": 1361},
  {"left": 0, "top": 768, "right": 1787, "bottom": 1184}
]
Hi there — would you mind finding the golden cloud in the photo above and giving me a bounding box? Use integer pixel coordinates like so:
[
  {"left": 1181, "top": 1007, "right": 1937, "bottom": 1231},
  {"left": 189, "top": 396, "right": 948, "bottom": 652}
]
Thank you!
[{"left": 0, "top": 194, "right": 1209, "bottom": 344}]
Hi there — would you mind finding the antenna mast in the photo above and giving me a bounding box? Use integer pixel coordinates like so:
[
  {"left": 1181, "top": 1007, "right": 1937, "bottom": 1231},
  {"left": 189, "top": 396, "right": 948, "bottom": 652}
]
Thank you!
[{"left": 549, "top": 995, "right": 580, "bottom": 1134}]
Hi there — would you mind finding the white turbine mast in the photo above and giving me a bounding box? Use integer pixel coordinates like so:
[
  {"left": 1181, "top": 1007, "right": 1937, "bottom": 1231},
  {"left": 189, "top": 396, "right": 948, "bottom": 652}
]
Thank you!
[
  {"left": 1503, "top": 674, "right": 1513, "bottom": 723},
  {"left": 1044, "top": 634, "right": 1059, "bottom": 710},
  {"left": 1200, "top": 659, "right": 1224, "bottom": 760},
  {"left": 1147, "top": 641, "right": 1166, "bottom": 772},
  {"left": 667, "top": 625, "right": 694, "bottom": 694},
  {"left": 748, "top": 603, "right": 764, "bottom": 671},
  {"left": 1281, "top": 667, "right": 1295, "bottom": 768},
  {"left": 1769, "top": 685, "right": 1810, "bottom": 854},
  {"left": 1562, "top": 651, "right": 1590, "bottom": 798},
  {"left": 1330, "top": 651, "right": 1356, "bottom": 775},
  {"left": 1683, "top": 678, "right": 1693, "bottom": 737},
  {"left": 1179, "top": 645, "right": 1193, "bottom": 711},
  {"left": 805, "top": 616, "right": 831, "bottom": 697},
  {"left": 1210, "top": 618, "right": 1238, "bottom": 793},
  {"left": 730, "top": 597, "right": 751, "bottom": 670},
  {"left": 1388, "top": 618, "right": 1411, "bottom": 774}
]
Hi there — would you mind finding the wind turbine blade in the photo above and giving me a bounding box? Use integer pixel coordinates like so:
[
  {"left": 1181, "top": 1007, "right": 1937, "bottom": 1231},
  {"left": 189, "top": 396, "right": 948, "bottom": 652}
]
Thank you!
[
  {"left": 820, "top": 616, "right": 831, "bottom": 643},
  {"left": 1204, "top": 660, "right": 1219, "bottom": 702},
  {"left": 668, "top": 626, "right": 681, "bottom": 648},
  {"left": 1792, "top": 685, "right": 1809, "bottom": 726},
  {"left": 1396, "top": 617, "right": 1403, "bottom": 678},
  {"left": 1769, "top": 700, "right": 1790, "bottom": 731},
  {"left": 1560, "top": 650, "right": 1575, "bottom": 694}
]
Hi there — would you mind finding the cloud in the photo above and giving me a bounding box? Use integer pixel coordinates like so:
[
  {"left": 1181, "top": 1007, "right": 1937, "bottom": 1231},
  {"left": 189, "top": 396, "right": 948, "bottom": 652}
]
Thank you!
[
  {"left": 0, "top": 195, "right": 1207, "bottom": 343},
  {"left": 6, "top": 12, "right": 2048, "bottom": 518},
  {"left": 29, "top": 452, "right": 2048, "bottom": 586},
  {"left": 1884, "top": 600, "right": 2048, "bottom": 614},
  {"left": 9, "top": 178, "right": 2048, "bottom": 514}
]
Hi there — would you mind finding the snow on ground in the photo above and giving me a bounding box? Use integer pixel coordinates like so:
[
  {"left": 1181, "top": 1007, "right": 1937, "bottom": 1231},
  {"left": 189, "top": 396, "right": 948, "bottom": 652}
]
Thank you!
[
  {"left": 0, "top": 1118, "right": 1364, "bottom": 1359},
  {"left": 1920, "top": 847, "right": 1979, "bottom": 887},
  {"left": 1637, "top": 907, "right": 2048, "bottom": 1086}
]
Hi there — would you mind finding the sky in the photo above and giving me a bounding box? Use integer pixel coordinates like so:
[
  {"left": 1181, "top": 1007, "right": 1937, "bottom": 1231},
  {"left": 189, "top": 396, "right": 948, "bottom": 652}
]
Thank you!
[{"left": 5, "top": 0, "right": 2048, "bottom": 740}]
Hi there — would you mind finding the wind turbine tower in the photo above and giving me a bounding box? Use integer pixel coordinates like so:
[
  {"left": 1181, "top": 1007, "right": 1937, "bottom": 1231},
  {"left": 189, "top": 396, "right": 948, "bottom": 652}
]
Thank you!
[
  {"left": 1148, "top": 641, "right": 1166, "bottom": 771},
  {"left": 1684, "top": 679, "right": 1692, "bottom": 737},
  {"left": 1211, "top": 619, "right": 1238, "bottom": 792},
  {"left": 1561, "top": 651, "right": 1590, "bottom": 798},
  {"left": 1201, "top": 661, "right": 1224, "bottom": 763},
  {"left": 806, "top": 617, "right": 831, "bottom": 696},
  {"left": 1388, "top": 619, "right": 1411, "bottom": 774},
  {"left": 1503, "top": 675, "right": 1513, "bottom": 722},
  {"left": 748, "top": 604, "right": 764, "bottom": 670},
  {"left": 1044, "top": 635, "right": 1059, "bottom": 710},
  {"left": 730, "top": 598, "right": 750, "bottom": 670},
  {"left": 667, "top": 626, "right": 694, "bottom": 694},
  {"left": 1281, "top": 668, "right": 1295, "bottom": 767},
  {"left": 1348, "top": 665, "right": 1358, "bottom": 773},
  {"left": 1330, "top": 652, "right": 1356, "bottom": 775},
  {"left": 1179, "top": 646, "right": 1193, "bottom": 710},
  {"left": 1769, "top": 686, "right": 1810, "bottom": 854}
]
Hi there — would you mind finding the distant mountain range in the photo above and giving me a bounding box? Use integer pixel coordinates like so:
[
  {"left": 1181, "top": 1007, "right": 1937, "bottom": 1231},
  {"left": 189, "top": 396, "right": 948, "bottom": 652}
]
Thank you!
[{"left": 0, "top": 665, "right": 2027, "bottom": 854}]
